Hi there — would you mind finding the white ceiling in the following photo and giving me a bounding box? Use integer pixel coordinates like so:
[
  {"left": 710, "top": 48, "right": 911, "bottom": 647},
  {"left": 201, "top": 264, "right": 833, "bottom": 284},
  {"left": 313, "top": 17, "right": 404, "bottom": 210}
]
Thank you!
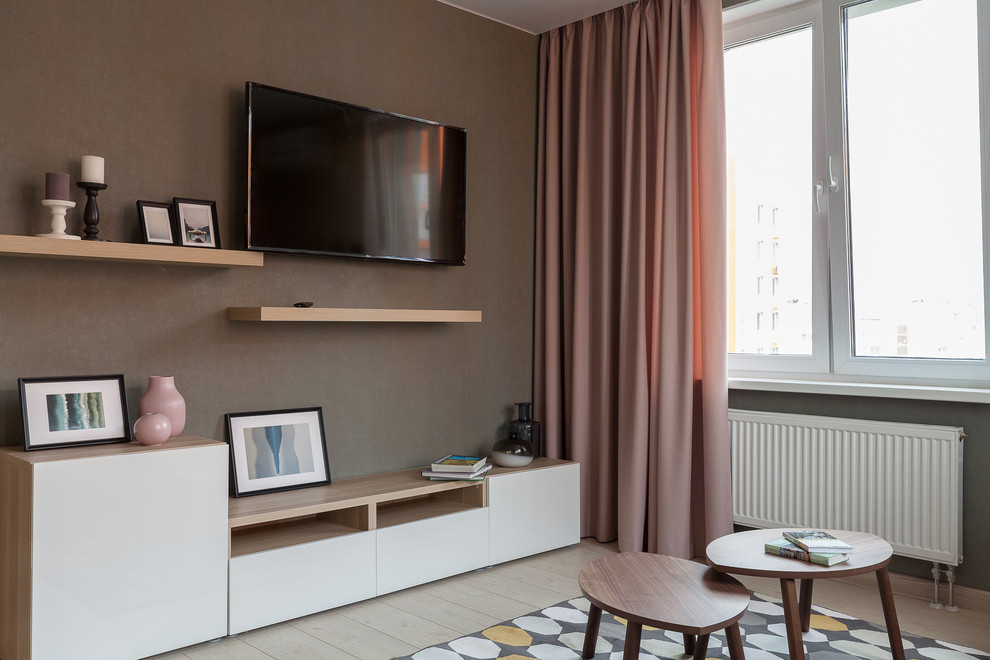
[{"left": 437, "top": 0, "right": 635, "bottom": 35}]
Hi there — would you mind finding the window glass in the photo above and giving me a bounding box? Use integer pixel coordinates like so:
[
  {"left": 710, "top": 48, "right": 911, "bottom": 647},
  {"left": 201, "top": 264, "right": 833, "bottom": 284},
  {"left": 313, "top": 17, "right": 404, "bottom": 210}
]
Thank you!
[
  {"left": 725, "top": 27, "right": 814, "bottom": 356},
  {"left": 844, "top": 0, "right": 985, "bottom": 360}
]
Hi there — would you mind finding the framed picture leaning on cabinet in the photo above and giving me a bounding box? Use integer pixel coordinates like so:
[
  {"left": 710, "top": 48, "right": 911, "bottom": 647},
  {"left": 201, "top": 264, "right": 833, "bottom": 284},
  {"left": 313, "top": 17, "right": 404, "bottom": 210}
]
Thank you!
[
  {"left": 225, "top": 407, "right": 331, "bottom": 497},
  {"left": 19, "top": 374, "right": 130, "bottom": 450}
]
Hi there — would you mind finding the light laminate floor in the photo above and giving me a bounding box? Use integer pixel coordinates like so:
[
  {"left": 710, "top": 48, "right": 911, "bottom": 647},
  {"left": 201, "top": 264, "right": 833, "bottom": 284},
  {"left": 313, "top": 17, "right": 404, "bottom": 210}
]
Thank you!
[{"left": 155, "top": 539, "right": 990, "bottom": 659}]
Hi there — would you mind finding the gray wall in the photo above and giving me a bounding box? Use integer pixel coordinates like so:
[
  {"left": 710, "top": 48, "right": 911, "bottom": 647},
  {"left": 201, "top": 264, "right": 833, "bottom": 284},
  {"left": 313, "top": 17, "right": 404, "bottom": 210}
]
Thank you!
[
  {"left": 0, "top": 1, "right": 538, "bottom": 477},
  {"left": 730, "top": 389, "right": 990, "bottom": 591}
]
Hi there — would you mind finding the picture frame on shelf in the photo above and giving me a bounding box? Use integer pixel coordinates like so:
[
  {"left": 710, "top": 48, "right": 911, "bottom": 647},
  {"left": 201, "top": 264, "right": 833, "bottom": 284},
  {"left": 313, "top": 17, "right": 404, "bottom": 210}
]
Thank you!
[
  {"left": 173, "top": 197, "right": 220, "bottom": 249},
  {"left": 225, "top": 407, "right": 331, "bottom": 497},
  {"left": 19, "top": 375, "right": 131, "bottom": 451},
  {"left": 137, "top": 200, "right": 177, "bottom": 245}
]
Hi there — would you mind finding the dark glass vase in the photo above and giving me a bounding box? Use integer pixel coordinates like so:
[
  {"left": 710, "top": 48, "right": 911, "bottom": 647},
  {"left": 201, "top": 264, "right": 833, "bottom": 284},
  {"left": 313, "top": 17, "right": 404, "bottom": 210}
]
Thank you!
[{"left": 507, "top": 401, "right": 542, "bottom": 457}]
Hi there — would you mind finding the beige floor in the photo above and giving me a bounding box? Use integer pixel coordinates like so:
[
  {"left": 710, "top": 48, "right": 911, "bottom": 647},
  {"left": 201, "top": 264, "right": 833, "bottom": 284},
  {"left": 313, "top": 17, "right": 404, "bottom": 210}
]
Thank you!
[{"left": 156, "top": 539, "right": 990, "bottom": 659}]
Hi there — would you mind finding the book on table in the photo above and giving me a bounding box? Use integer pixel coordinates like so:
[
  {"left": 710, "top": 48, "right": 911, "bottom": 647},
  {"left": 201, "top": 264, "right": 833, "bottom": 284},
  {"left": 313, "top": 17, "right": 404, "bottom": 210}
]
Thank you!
[
  {"left": 422, "top": 463, "right": 493, "bottom": 481},
  {"left": 430, "top": 454, "right": 487, "bottom": 472},
  {"left": 782, "top": 530, "right": 854, "bottom": 553},
  {"left": 765, "top": 538, "right": 849, "bottom": 566}
]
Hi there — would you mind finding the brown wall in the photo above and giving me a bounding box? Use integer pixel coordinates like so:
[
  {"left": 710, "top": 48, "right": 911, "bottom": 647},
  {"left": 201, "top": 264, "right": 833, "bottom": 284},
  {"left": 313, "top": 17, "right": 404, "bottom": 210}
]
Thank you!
[{"left": 0, "top": 0, "right": 539, "bottom": 477}]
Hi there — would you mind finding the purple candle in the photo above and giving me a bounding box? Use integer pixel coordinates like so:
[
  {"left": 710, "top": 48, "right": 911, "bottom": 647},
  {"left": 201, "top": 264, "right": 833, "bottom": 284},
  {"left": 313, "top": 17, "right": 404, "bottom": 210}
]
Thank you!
[{"left": 45, "top": 172, "right": 70, "bottom": 201}]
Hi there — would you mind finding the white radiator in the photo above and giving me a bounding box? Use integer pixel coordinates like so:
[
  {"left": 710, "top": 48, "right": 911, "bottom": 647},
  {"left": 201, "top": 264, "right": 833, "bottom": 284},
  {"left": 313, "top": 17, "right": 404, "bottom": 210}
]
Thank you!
[{"left": 729, "top": 409, "right": 964, "bottom": 566}]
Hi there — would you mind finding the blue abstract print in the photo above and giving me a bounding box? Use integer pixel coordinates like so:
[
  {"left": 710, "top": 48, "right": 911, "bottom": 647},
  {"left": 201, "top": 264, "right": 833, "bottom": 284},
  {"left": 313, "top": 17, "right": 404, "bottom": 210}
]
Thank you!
[
  {"left": 46, "top": 392, "right": 106, "bottom": 431},
  {"left": 245, "top": 423, "right": 316, "bottom": 479}
]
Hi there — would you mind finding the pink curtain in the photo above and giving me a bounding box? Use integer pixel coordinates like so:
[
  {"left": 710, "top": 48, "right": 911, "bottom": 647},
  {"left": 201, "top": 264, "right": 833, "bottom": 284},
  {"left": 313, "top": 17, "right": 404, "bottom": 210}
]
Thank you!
[{"left": 535, "top": 0, "right": 731, "bottom": 558}]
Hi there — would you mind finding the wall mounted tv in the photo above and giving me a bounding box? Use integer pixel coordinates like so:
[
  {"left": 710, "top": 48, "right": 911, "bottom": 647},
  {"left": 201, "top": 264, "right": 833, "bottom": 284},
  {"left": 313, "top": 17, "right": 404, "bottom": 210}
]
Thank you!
[{"left": 246, "top": 82, "right": 467, "bottom": 265}]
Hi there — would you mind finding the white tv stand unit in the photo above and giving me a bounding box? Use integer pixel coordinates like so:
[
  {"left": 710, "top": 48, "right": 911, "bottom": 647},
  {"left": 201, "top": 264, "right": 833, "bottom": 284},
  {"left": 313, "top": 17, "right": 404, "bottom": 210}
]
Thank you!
[
  {"left": 0, "top": 438, "right": 580, "bottom": 659},
  {"left": 227, "top": 455, "right": 580, "bottom": 634}
]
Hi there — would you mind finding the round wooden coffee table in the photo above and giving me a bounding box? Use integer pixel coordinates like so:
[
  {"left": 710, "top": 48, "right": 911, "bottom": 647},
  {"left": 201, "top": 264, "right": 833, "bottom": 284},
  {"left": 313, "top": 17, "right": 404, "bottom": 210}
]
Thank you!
[
  {"left": 706, "top": 529, "right": 905, "bottom": 660},
  {"left": 578, "top": 552, "right": 750, "bottom": 660}
]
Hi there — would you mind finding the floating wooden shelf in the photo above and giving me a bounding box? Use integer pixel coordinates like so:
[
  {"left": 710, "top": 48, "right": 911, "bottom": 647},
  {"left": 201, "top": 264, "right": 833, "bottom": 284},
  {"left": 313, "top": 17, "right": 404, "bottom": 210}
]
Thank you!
[
  {"left": 0, "top": 234, "right": 263, "bottom": 268},
  {"left": 227, "top": 306, "right": 482, "bottom": 323}
]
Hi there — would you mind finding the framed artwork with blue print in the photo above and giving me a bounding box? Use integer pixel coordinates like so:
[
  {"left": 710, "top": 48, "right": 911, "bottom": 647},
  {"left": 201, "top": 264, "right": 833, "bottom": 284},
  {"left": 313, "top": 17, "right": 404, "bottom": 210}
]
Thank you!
[
  {"left": 19, "top": 375, "right": 130, "bottom": 450},
  {"left": 225, "top": 407, "right": 331, "bottom": 497}
]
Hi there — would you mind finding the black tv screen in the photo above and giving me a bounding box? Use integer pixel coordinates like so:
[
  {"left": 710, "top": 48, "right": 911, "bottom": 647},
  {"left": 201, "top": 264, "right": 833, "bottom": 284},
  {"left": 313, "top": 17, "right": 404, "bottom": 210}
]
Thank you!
[{"left": 246, "top": 82, "right": 466, "bottom": 265}]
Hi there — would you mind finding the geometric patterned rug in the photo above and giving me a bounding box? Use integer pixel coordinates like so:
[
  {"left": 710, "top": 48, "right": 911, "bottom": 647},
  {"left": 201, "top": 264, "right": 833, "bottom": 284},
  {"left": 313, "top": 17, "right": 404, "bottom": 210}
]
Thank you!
[{"left": 394, "top": 592, "right": 990, "bottom": 660}]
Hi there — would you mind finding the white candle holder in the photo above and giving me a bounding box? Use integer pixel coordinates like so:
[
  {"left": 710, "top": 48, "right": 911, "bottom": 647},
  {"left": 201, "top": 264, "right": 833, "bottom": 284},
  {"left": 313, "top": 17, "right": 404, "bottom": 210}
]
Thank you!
[{"left": 37, "top": 199, "right": 80, "bottom": 240}]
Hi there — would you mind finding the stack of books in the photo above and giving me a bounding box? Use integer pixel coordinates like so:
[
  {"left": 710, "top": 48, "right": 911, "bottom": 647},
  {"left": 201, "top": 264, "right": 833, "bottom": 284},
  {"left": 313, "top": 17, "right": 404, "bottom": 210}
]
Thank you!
[
  {"left": 422, "top": 454, "right": 492, "bottom": 481},
  {"left": 765, "top": 530, "right": 854, "bottom": 566}
]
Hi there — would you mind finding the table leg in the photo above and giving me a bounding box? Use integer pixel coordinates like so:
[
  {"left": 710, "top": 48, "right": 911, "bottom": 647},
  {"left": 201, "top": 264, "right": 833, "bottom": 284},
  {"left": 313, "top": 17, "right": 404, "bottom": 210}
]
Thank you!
[
  {"left": 799, "top": 579, "right": 814, "bottom": 632},
  {"left": 779, "top": 578, "right": 805, "bottom": 660},
  {"left": 876, "top": 567, "right": 906, "bottom": 660},
  {"left": 582, "top": 604, "right": 603, "bottom": 659},
  {"left": 622, "top": 622, "right": 643, "bottom": 660},
  {"left": 691, "top": 633, "right": 710, "bottom": 660},
  {"left": 683, "top": 633, "right": 696, "bottom": 655},
  {"left": 726, "top": 623, "right": 744, "bottom": 660}
]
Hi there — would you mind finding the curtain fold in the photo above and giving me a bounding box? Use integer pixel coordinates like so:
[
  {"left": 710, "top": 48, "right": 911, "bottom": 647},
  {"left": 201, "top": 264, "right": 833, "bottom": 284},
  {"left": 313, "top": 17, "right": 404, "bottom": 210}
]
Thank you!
[{"left": 535, "top": 0, "right": 731, "bottom": 557}]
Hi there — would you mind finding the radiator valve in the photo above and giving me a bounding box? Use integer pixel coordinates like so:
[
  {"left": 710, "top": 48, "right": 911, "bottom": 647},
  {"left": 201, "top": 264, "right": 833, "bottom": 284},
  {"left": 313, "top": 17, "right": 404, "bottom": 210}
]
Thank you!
[{"left": 929, "top": 562, "right": 960, "bottom": 612}]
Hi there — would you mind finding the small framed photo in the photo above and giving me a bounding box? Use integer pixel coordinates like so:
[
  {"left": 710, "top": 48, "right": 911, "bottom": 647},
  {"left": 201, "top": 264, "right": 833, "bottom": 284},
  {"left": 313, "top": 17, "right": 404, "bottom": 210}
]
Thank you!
[
  {"left": 137, "top": 201, "right": 176, "bottom": 245},
  {"left": 19, "top": 375, "right": 131, "bottom": 451},
  {"left": 173, "top": 197, "right": 220, "bottom": 249},
  {"left": 225, "top": 407, "right": 331, "bottom": 497}
]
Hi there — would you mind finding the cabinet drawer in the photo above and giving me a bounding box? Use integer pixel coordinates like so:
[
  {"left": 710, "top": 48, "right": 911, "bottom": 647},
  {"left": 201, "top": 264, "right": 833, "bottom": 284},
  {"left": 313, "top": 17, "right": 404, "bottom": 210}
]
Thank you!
[
  {"left": 489, "top": 462, "right": 580, "bottom": 564},
  {"left": 228, "top": 530, "right": 376, "bottom": 634},
  {"left": 377, "top": 507, "right": 489, "bottom": 595}
]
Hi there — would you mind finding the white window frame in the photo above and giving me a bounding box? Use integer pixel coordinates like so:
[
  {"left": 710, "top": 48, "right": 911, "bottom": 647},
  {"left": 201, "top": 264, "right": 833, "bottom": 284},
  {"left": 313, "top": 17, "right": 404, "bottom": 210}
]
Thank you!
[
  {"left": 725, "top": 1, "right": 831, "bottom": 379},
  {"left": 724, "top": 0, "right": 990, "bottom": 388}
]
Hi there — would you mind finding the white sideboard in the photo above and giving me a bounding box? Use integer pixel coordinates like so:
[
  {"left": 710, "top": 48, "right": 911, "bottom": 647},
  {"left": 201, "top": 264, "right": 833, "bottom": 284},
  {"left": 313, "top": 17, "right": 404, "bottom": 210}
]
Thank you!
[
  {"left": 0, "top": 437, "right": 229, "bottom": 660},
  {"left": 226, "top": 457, "right": 580, "bottom": 634},
  {"left": 0, "top": 445, "right": 579, "bottom": 656}
]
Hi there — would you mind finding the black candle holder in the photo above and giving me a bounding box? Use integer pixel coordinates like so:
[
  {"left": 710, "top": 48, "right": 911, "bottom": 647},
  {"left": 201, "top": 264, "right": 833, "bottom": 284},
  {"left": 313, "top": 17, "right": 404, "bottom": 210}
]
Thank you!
[{"left": 76, "top": 181, "right": 109, "bottom": 241}]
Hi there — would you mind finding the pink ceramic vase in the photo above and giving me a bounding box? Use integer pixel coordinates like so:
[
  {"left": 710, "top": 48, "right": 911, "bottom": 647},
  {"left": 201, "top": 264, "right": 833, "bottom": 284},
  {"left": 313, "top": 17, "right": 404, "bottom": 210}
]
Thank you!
[
  {"left": 138, "top": 375, "right": 186, "bottom": 437},
  {"left": 133, "top": 412, "right": 172, "bottom": 446}
]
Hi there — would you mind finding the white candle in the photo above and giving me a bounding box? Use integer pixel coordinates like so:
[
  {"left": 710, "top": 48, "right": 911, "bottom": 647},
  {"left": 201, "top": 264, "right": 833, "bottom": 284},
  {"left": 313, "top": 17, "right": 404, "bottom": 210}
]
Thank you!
[{"left": 81, "top": 155, "right": 105, "bottom": 184}]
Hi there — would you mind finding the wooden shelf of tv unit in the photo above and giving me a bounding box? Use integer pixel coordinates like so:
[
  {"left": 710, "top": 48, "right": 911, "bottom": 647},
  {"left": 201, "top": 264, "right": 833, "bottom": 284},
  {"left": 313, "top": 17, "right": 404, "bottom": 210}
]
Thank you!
[
  {"left": 229, "top": 515, "right": 366, "bottom": 556},
  {"left": 0, "top": 234, "right": 264, "bottom": 267},
  {"left": 227, "top": 466, "right": 487, "bottom": 557},
  {"left": 227, "top": 306, "right": 482, "bottom": 323}
]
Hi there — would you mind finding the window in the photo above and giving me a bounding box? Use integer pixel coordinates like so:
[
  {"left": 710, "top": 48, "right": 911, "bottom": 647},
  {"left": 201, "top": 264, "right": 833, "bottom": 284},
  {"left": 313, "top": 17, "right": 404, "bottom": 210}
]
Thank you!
[{"left": 724, "top": 0, "right": 990, "bottom": 386}]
